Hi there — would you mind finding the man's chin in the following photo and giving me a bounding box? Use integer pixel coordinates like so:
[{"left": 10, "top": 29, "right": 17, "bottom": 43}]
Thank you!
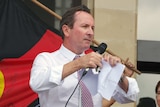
[{"left": 83, "top": 45, "right": 90, "bottom": 51}]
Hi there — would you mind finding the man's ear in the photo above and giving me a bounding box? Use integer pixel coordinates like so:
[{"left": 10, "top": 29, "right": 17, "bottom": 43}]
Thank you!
[{"left": 62, "top": 25, "right": 70, "bottom": 37}]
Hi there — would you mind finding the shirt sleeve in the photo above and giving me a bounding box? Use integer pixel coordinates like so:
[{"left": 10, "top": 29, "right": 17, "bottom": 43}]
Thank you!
[
  {"left": 112, "top": 77, "right": 140, "bottom": 104},
  {"left": 49, "top": 64, "right": 63, "bottom": 85},
  {"left": 29, "top": 52, "right": 63, "bottom": 92}
]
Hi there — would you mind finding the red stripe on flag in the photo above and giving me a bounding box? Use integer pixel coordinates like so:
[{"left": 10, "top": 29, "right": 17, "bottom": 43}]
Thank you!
[{"left": 0, "top": 30, "right": 62, "bottom": 106}]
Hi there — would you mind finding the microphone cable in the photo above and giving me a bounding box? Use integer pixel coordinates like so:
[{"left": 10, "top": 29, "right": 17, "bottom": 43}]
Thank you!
[{"left": 64, "top": 69, "right": 87, "bottom": 107}]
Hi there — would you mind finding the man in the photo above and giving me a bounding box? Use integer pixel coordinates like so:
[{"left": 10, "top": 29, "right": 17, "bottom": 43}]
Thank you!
[
  {"left": 155, "top": 81, "right": 160, "bottom": 107},
  {"left": 29, "top": 5, "right": 139, "bottom": 107}
]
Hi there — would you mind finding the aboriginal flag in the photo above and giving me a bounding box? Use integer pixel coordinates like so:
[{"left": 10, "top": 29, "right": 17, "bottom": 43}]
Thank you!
[{"left": 0, "top": 0, "right": 62, "bottom": 106}]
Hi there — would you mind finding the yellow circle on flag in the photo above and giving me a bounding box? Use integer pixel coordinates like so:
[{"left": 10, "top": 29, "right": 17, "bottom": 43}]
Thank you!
[{"left": 0, "top": 70, "right": 5, "bottom": 97}]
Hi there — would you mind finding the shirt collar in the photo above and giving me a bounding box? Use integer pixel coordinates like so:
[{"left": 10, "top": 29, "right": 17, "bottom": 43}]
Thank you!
[{"left": 59, "top": 44, "right": 85, "bottom": 61}]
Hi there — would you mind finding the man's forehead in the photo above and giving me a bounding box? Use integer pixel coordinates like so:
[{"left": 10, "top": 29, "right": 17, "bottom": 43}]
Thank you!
[
  {"left": 75, "top": 11, "right": 92, "bottom": 18},
  {"left": 74, "top": 11, "right": 94, "bottom": 24}
]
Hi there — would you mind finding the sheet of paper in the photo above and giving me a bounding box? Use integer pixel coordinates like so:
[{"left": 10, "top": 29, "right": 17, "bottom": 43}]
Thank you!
[{"left": 98, "top": 59, "right": 125, "bottom": 100}]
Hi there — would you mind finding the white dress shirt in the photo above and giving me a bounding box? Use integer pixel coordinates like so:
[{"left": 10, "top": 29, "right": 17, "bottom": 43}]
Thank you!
[{"left": 29, "top": 44, "right": 139, "bottom": 107}]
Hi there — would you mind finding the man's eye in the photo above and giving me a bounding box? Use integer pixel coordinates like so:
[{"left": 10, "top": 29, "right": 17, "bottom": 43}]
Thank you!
[
  {"left": 82, "top": 25, "right": 88, "bottom": 28},
  {"left": 92, "top": 27, "right": 94, "bottom": 30}
]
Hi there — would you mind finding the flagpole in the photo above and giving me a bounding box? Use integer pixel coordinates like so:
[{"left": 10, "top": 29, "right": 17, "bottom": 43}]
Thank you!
[{"left": 31, "top": 0, "right": 62, "bottom": 20}]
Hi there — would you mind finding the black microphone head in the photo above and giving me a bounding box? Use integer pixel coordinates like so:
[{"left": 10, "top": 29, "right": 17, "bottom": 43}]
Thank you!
[
  {"left": 90, "top": 45, "right": 98, "bottom": 52},
  {"left": 97, "top": 43, "right": 107, "bottom": 54}
]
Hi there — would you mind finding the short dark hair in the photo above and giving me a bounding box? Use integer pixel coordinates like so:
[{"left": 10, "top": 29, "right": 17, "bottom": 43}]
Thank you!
[
  {"left": 137, "top": 97, "right": 156, "bottom": 107},
  {"left": 155, "top": 80, "right": 160, "bottom": 94},
  {"left": 60, "top": 5, "right": 90, "bottom": 39}
]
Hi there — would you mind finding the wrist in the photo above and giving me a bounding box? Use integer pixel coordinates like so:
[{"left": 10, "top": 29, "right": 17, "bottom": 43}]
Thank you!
[{"left": 119, "top": 74, "right": 125, "bottom": 83}]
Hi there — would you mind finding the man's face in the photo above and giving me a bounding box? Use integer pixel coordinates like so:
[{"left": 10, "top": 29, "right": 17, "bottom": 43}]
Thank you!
[
  {"left": 64, "top": 11, "right": 94, "bottom": 54},
  {"left": 156, "top": 87, "right": 160, "bottom": 107}
]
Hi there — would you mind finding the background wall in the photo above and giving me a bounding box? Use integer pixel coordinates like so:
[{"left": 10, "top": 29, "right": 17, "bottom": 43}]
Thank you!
[
  {"left": 93, "top": 0, "right": 137, "bottom": 107},
  {"left": 137, "top": 0, "right": 160, "bottom": 41}
]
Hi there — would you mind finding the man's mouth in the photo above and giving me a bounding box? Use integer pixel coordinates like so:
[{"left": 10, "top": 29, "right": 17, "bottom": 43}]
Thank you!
[{"left": 84, "top": 38, "right": 92, "bottom": 42}]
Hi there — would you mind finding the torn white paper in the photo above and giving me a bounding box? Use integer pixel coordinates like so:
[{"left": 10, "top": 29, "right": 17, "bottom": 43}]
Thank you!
[{"left": 98, "top": 59, "right": 125, "bottom": 100}]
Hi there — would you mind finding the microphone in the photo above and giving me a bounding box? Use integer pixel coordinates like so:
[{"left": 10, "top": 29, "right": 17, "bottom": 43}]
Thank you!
[
  {"left": 96, "top": 42, "right": 107, "bottom": 54},
  {"left": 90, "top": 43, "right": 107, "bottom": 54},
  {"left": 95, "top": 43, "right": 107, "bottom": 72},
  {"left": 83, "top": 43, "right": 107, "bottom": 76}
]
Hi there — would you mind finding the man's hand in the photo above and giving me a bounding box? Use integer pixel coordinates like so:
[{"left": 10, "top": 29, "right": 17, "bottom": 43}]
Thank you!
[
  {"left": 79, "top": 52, "right": 103, "bottom": 69},
  {"left": 103, "top": 52, "right": 121, "bottom": 67}
]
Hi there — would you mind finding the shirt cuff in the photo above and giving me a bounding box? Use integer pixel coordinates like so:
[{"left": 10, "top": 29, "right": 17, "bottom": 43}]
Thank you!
[{"left": 112, "top": 77, "right": 139, "bottom": 103}]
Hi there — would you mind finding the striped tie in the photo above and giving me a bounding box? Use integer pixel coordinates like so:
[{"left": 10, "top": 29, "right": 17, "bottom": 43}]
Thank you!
[
  {"left": 74, "top": 56, "right": 94, "bottom": 107},
  {"left": 79, "top": 72, "right": 94, "bottom": 107}
]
